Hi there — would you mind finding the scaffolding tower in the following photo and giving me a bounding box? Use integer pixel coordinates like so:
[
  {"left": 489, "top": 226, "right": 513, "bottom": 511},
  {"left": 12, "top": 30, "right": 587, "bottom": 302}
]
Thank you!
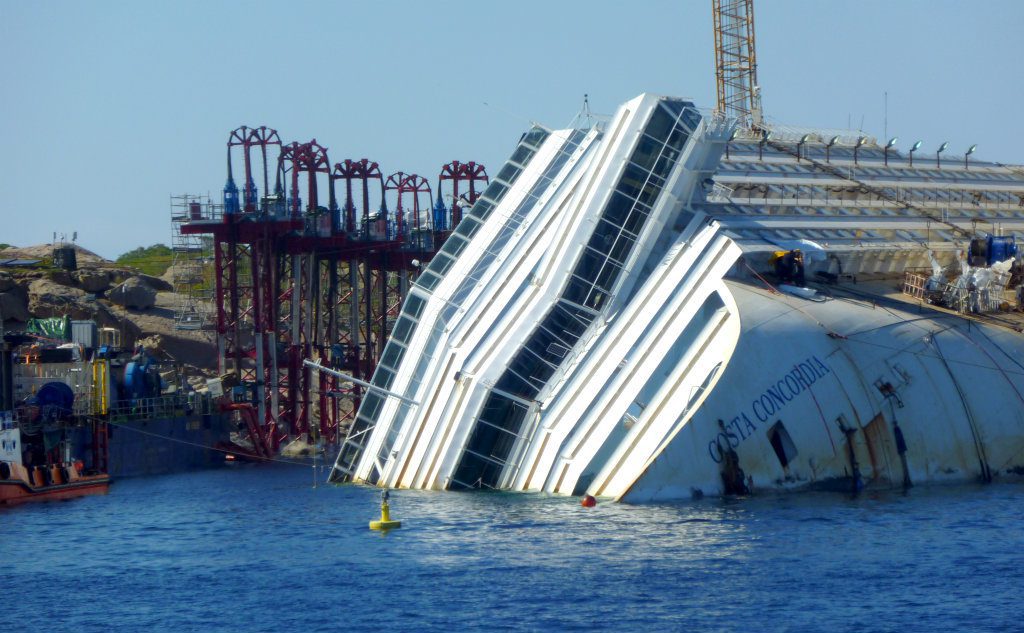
[{"left": 170, "top": 194, "right": 217, "bottom": 330}]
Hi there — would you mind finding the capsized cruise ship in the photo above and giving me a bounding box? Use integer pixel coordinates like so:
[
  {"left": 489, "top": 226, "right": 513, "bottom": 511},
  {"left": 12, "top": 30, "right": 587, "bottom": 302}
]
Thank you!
[{"left": 328, "top": 91, "right": 1024, "bottom": 501}]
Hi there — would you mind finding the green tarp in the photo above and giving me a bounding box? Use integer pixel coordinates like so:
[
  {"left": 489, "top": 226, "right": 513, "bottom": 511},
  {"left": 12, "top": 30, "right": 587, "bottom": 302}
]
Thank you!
[{"left": 26, "top": 316, "right": 70, "bottom": 340}]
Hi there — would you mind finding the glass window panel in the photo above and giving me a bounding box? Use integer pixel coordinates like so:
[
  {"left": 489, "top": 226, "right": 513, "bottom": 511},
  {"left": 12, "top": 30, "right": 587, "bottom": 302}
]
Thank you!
[
  {"left": 631, "top": 134, "right": 663, "bottom": 173},
  {"left": 440, "top": 234, "right": 468, "bottom": 258},
  {"left": 666, "top": 126, "right": 690, "bottom": 153},
  {"left": 495, "top": 370, "right": 537, "bottom": 399},
  {"left": 653, "top": 147, "right": 681, "bottom": 180},
  {"left": 510, "top": 146, "right": 534, "bottom": 166},
  {"left": 659, "top": 99, "right": 688, "bottom": 116},
  {"left": 361, "top": 392, "right": 385, "bottom": 421},
  {"left": 496, "top": 163, "right": 521, "bottom": 184},
  {"left": 411, "top": 270, "right": 440, "bottom": 292},
  {"left": 380, "top": 341, "right": 404, "bottom": 369},
  {"left": 602, "top": 191, "right": 634, "bottom": 226},
  {"left": 545, "top": 302, "right": 591, "bottom": 340},
  {"left": 616, "top": 164, "right": 649, "bottom": 200},
  {"left": 596, "top": 259, "right": 623, "bottom": 292},
  {"left": 681, "top": 108, "right": 701, "bottom": 133},
  {"left": 637, "top": 174, "right": 665, "bottom": 207},
  {"left": 623, "top": 206, "right": 650, "bottom": 235},
  {"left": 403, "top": 293, "right": 426, "bottom": 320},
  {"left": 451, "top": 450, "right": 503, "bottom": 489},
  {"left": 482, "top": 181, "right": 509, "bottom": 202},
  {"left": 644, "top": 107, "right": 676, "bottom": 142},
  {"left": 563, "top": 276, "right": 592, "bottom": 306},
  {"left": 390, "top": 316, "right": 415, "bottom": 344},
  {"left": 610, "top": 233, "right": 636, "bottom": 263},
  {"left": 586, "top": 220, "right": 620, "bottom": 254},
  {"left": 526, "top": 326, "right": 569, "bottom": 365},
  {"left": 438, "top": 302, "right": 459, "bottom": 326},
  {"left": 453, "top": 216, "right": 481, "bottom": 239},
  {"left": 472, "top": 199, "right": 495, "bottom": 220},
  {"left": 522, "top": 127, "right": 549, "bottom": 148},
  {"left": 372, "top": 367, "right": 395, "bottom": 390},
  {"left": 428, "top": 252, "right": 456, "bottom": 277}
]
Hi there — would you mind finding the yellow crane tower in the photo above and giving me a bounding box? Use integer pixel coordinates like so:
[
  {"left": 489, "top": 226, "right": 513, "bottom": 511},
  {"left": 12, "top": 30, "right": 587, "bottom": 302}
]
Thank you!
[{"left": 712, "top": 0, "right": 764, "bottom": 131}]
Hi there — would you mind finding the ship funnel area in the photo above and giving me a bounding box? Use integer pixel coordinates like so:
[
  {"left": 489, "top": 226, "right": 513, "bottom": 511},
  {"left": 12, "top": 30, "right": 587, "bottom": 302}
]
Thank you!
[{"left": 330, "top": 93, "right": 747, "bottom": 498}]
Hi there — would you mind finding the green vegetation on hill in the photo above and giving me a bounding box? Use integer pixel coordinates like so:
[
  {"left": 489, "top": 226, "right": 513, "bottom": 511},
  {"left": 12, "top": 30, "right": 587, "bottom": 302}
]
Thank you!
[{"left": 116, "top": 244, "right": 173, "bottom": 276}]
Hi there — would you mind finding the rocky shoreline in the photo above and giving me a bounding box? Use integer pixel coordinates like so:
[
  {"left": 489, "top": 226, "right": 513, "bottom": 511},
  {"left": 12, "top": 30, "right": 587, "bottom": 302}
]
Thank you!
[{"left": 1, "top": 244, "right": 217, "bottom": 374}]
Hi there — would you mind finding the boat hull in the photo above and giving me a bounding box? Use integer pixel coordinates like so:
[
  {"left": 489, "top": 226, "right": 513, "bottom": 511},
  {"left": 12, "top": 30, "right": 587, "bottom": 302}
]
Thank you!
[
  {"left": 615, "top": 280, "right": 1024, "bottom": 502},
  {"left": 0, "top": 471, "right": 110, "bottom": 506}
]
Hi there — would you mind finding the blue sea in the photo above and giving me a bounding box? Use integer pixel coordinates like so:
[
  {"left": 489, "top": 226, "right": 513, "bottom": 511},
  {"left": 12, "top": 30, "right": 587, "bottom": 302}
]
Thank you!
[{"left": 3, "top": 463, "right": 1022, "bottom": 632}]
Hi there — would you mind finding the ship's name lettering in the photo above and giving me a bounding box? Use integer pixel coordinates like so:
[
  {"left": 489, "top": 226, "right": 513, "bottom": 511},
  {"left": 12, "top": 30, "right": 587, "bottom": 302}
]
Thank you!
[{"left": 707, "top": 356, "right": 831, "bottom": 463}]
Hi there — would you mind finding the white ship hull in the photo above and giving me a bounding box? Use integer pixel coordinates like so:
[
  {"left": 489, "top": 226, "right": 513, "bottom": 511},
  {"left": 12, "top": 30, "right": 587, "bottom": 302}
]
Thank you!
[{"left": 615, "top": 280, "right": 1024, "bottom": 502}]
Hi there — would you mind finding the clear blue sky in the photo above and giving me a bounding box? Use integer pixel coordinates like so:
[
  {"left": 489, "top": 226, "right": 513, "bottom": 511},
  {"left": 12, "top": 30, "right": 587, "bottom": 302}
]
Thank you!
[{"left": 2, "top": 0, "right": 1022, "bottom": 260}]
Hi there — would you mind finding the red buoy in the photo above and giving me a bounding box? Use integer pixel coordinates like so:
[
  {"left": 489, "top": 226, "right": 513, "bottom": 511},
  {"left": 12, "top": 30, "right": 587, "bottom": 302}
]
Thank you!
[{"left": 581, "top": 494, "right": 597, "bottom": 508}]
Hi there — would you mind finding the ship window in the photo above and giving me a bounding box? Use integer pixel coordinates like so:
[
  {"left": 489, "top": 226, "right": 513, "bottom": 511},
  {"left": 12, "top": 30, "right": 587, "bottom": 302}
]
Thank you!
[
  {"left": 680, "top": 108, "right": 701, "bottom": 133},
  {"left": 632, "top": 134, "right": 664, "bottom": 173},
  {"left": 768, "top": 421, "right": 798, "bottom": 469},
  {"left": 440, "top": 234, "right": 468, "bottom": 258},
  {"left": 522, "top": 127, "right": 549, "bottom": 148},
  {"left": 496, "top": 163, "right": 521, "bottom": 183},
  {"left": 509, "top": 145, "right": 534, "bottom": 166},
  {"left": 482, "top": 181, "right": 508, "bottom": 202},
  {"left": 453, "top": 217, "right": 480, "bottom": 240},
  {"left": 390, "top": 316, "right": 415, "bottom": 344},
  {"left": 616, "top": 164, "right": 649, "bottom": 200},
  {"left": 379, "top": 341, "right": 404, "bottom": 369},
  {"left": 653, "top": 149, "right": 680, "bottom": 180},
  {"left": 372, "top": 367, "right": 395, "bottom": 390},
  {"left": 603, "top": 191, "right": 634, "bottom": 226},
  {"left": 471, "top": 200, "right": 495, "bottom": 220},
  {"left": 644, "top": 107, "right": 675, "bottom": 142}
]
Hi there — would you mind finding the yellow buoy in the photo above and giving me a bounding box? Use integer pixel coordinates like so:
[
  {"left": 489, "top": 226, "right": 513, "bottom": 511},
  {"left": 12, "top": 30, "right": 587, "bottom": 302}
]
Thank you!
[{"left": 369, "top": 489, "right": 402, "bottom": 530}]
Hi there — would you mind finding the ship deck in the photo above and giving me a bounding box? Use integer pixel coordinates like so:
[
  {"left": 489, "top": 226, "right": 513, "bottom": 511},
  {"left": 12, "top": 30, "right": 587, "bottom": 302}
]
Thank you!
[{"left": 760, "top": 272, "right": 1024, "bottom": 334}]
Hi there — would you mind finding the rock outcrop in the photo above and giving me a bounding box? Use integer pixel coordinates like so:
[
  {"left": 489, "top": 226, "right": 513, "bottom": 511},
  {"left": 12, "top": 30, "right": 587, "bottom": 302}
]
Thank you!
[
  {"left": 108, "top": 276, "right": 157, "bottom": 310},
  {"left": 0, "top": 271, "right": 15, "bottom": 292},
  {"left": 28, "top": 278, "right": 93, "bottom": 319},
  {"left": 136, "top": 273, "right": 173, "bottom": 292},
  {"left": 74, "top": 269, "right": 112, "bottom": 293},
  {"left": 0, "top": 291, "right": 30, "bottom": 322}
]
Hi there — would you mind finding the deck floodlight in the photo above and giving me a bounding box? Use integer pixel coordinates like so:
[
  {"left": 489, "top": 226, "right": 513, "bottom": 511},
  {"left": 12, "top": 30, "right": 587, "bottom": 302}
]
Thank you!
[
  {"left": 826, "top": 135, "right": 840, "bottom": 163},
  {"left": 854, "top": 136, "right": 867, "bottom": 165},
  {"left": 797, "top": 133, "right": 812, "bottom": 160},
  {"left": 884, "top": 136, "right": 898, "bottom": 165},
  {"left": 726, "top": 128, "right": 739, "bottom": 158},
  {"left": 937, "top": 141, "right": 948, "bottom": 168},
  {"left": 965, "top": 144, "right": 977, "bottom": 169},
  {"left": 758, "top": 129, "right": 772, "bottom": 160},
  {"left": 909, "top": 140, "right": 923, "bottom": 166}
]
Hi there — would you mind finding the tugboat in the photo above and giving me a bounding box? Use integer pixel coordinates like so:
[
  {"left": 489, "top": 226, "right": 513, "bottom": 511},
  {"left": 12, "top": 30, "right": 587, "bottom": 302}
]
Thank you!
[{"left": 0, "top": 403, "right": 110, "bottom": 507}]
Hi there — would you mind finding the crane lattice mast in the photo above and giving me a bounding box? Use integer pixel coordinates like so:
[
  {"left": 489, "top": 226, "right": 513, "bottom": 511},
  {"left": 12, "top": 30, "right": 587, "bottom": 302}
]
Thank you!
[{"left": 713, "top": 0, "right": 764, "bottom": 130}]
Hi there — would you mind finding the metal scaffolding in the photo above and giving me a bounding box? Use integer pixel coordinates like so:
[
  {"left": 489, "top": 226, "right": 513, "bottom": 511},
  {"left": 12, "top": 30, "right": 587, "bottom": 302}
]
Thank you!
[
  {"left": 180, "top": 125, "right": 484, "bottom": 457},
  {"left": 170, "top": 194, "right": 216, "bottom": 330}
]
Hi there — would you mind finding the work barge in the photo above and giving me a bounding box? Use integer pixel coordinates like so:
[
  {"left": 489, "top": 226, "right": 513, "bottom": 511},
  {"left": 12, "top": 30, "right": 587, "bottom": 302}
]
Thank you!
[{"left": 177, "top": 126, "right": 487, "bottom": 458}]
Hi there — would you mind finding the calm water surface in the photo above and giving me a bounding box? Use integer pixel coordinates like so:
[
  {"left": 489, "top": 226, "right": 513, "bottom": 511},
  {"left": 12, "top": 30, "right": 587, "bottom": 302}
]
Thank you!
[{"left": 3, "top": 463, "right": 1022, "bottom": 632}]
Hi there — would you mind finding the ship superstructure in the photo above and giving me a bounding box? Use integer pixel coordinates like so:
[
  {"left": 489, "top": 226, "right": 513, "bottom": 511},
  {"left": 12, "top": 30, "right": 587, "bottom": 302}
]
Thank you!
[{"left": 328, "top": 91, "right": 1024, "bottom": 500}]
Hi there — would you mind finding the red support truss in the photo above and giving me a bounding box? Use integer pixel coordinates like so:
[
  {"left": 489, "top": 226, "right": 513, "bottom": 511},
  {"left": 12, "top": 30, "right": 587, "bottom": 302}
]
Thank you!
[{"left": 183, "top": 126, "right": 485, "bottom": 457}]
